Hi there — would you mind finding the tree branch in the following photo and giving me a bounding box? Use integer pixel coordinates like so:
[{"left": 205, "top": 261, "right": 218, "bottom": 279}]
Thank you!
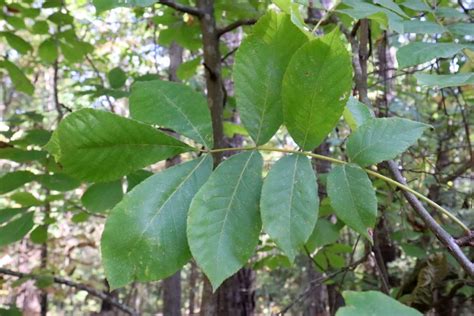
[
  {"left": 278, "top": 251, "right": 370, "bottom": 314},
  {"left": 158, "top": 0, "right": 203, "bottom": 17},
  {"left": 216, "top": 17, "right": 324, "bottom": 38},
  {"left": 216, "top": 19, "right": 256, "bottom": 37},
  {"left": 0, "top": 268, "right": 138, "bottom": 315},
  {"left": 386, "top": 161, "right": 474, "bottom": 277}
]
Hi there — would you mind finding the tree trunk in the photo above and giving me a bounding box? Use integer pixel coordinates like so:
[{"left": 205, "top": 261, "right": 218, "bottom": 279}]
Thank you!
[
  {"left": 161, "top": 41, "right": 184, "bottom": 316},
  {"left": 197, "top": 1, "right": 256, "bottom": 315}
]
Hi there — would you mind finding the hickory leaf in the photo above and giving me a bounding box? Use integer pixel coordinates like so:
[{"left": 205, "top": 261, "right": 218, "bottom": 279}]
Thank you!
[
  {"left": 130, "top": 80, "right": 213, "bottom": 148},
  {"left": 347, "top": 118, "right": 428, "bottom": 167},
  {"left": 102, "top": 155, "right": 212, "bottom": 289},
  {"left": 81, "top": 180, "right": 123, "bottom": 213},
  {"left": 49, "top": 109, "right": 191, "bottom": 182},
  {"left": 414, "top": 73, "right": 474, "bottom": 88},
  {"left": 397, "top": 42, "right": 473, "bottom": 68},
  {"left": 187, "top": 151, "right": 263, "bottom": 290},
  {"left": 260, "top": 154, "right": 319, "bottom": 262},
  {"left": 0, "top": 212, "right": 34, "bottom": 247},
  {"left": 282, "top": 30, "right": 352, "bottom": 150},
  {"left": 337, "top": 291, "right": 422, "bottom": 316},
  {"left": 327, "top": 164, "right": 377, "bottom": 240},
  {"left": 234, "top": 11, "right": 308, "bottom": 145},
  {"left": 0, "top": 171, "right": 36, "bottom": 194}
]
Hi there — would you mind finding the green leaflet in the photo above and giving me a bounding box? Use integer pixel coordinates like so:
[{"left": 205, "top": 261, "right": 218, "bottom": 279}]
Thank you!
[
  {"left": 126, "top": 169, "right": 153, "bottom": 192},
  {"left": 108, "top": 67, "right": 127, "bottom": 89},
  {"left": 50, "top": 109, "right": 192, "bottom": 182},
  {"left": 0, "top": 212, "right": 34, "bottom": 247},
  {"left": 343, "top": 97, "right": 374, "bottom": 130},
  {"left": 347, "top": 118, "right": 428, "bottom": 167},
  {"left": 414, "top": 73, "right": 474, "bottom": 88},
  {"left": 402, "top": 21, "right": 446, "bottom": 34},
  {"left": 130, "top": 80, "right": 213, "bottom": 148},
  {"left": 0, "top": 171, "right": 36, "bottom": 194},
  {"left": 282, "top": 30, "right": 352, "bottom": 150},
  {"left": 30, "top": 225, "right": 48, "bottom": 244},
  {"left": 260, "top": 154, "right": 319, "bottom": 262},
  {"left": 448, "top": 23, "right": 474, "bottom": 37},
  {"left": 11, "top": 129, "right": 52, "bottom": 147},
  {"left": 327, "top": 164, "right": 377, "bottom": 240},
  {"left": 397, "top": 42, "right": 473, "bottom": 68},
  {"left": 10, "top": 192, "right": 43, "bottom": 207},
  {"left": 38, "top": 173, "right": 81, "bottom": 192},
  {"left": 306, "top": 218, "right": 342, "bottom": 252},
  {"left": 187, "top": 151, "right": 263, "bottom": 290},
  {"left": 38, "top": 38, "right": 58, "bottom": 63},
  {"left": 93, "top": 0, "right": 158, "bottom": 13},
  {"left": 0, "top": 208, "right": 29, "bottom": 224},
  {"left": 101, "top": 155, "right": 212, "bottom": 289},
  {"left": 0, "top": 148, "right": 47, "bottom": 162},
  {"left": 0, "top": 59, "right": 34, "bottom": 95},
  {"left": 234, "top": 11, "right": 308, "bottom": 145},
  {"left": 81, "top": 180, "right": 123, "bottom": 213},
  {"left": 3, "top": 32, "right": 33, "bottom": 54},
  {"left": 336, "top": 291, "right": 422, "bottom": 316},
  {"left": 339, "top": 0, "right": 405, "bottom": 33}
]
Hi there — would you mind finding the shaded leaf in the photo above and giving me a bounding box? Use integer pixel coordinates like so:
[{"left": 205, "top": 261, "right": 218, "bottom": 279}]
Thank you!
[
  {"left": 327, "top": 164, "right": 377, "bottom": 240},
  {"left": 108, "top": 67, "right": 127, "bottom": 89},
  {"left": 402, "top": 20, "right": 445, "bottom": 34},
  {"left": 3, "top": 32, "right": 33, "bottom": 54},
  {"left": 93, "top": 0, "right": 158, "bottom": 13},
  {"left": 306, "top": 218, "right": 341, "bottom": 252},
  {"left": 0, "top": 171, "right": 36, "bottom": 194},
  {"left": 0, "top": 148, "right": 47, "bottom": 162},
  {"left": 414, "top": 72, "right": 474, "bottom": 88},
  {"left": 0, "top": 212, "right": 34, "bottom": 247},
  {"left": 0, "top": 59, "right": 34, "bottom": 95},
  {"left": 38, "top": 38, "right": 58, "bottom": 63},
  {"left": 0, "top": 208, "right": 29, "bottom": 224},
  {"left": 38, "top": 173, "right": 81, "bottom": 191},
  {"left": 30, "top": 225, "right": 48, "bottom": 244},
  {"left": 10, "top": 192, "right": 43, "bottom": 207},
  {"left": 343, "top": 97, "right": 374, "bottom": 130},
  {"left": 81, "top": 180, "right": 123, "bottom": 213},
  {"left": 397, "top": 42, "right": 473, "bottom": 68},
  {"left": 126, "top": 169, "right": 153, "bottom": 192}
]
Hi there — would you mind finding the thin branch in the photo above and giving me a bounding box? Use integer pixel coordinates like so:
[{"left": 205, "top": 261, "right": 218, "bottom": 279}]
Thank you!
[
  {"left": 0, "top": 268, "right": 137, "bottom": 315},
  {"left": 386, "top": 160, "right": 474, "bottom": 277},
  {"left": 217, "top": 19, "right": 256, "bottom": 37},
  {"left": 456, "top": 231, "right": 474, "bottom": 247},
  {"left": 216, "top": 17, "right": 323, "bottom": 38},
  {"left": 158, "top": 0, "right": 203, "bottom": 17},
  {"left": 278, "top": 251, "right": 370, "bottom": 314},
  {"left": 85, "top": 55, "right": 115, "bottom": 112}
]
